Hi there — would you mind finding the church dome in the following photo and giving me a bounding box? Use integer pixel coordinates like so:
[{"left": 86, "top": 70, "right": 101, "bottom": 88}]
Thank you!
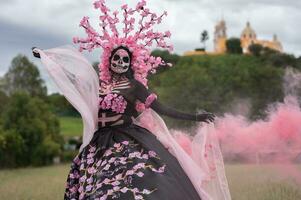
[{"left": 241, "top": 22, "right": 257, "bottom": 39}]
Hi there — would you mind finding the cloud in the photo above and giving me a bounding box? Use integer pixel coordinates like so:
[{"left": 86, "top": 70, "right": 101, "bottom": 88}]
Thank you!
[{"left": 0, "top": 20, "right": 69, "bottom": 92}]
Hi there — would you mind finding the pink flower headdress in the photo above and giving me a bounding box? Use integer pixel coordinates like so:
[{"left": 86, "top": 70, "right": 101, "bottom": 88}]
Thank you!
[{"left": 73, "top": 0, "right": 173, "bottom": 87}]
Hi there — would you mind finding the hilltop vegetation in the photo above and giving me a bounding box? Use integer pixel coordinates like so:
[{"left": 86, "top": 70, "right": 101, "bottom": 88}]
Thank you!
[{"left": 149, "top": 52, "right": 300, "bottom": 128}]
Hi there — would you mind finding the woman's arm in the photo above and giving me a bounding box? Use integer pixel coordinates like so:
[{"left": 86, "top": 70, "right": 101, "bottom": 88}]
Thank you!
[{"left": 132, "top": 79, "right": 215, "bottom": 123}]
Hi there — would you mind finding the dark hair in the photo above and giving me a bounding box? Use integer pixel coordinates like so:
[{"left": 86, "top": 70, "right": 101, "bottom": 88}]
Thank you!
[{"left": 109, "top": 46, "right": 134, "bottom": 79}]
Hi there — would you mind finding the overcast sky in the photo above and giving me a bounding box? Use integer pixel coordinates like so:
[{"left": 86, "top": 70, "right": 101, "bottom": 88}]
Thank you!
[{"left": 1, "top": 0, "right": 300, "bottom": 93}]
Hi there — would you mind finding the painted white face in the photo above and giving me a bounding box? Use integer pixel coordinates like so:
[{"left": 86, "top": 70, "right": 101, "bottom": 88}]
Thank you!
[{"left": 110, "top": 49, "right": 130, "bottom": 74}]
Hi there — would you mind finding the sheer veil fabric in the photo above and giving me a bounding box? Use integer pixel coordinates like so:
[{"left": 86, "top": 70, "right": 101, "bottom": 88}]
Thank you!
[
  {"left": 36, "top": 46, "right": 231, "bottom": 200},
  {"left": 36, "top": 46, "right": 99, "bottom": 152}
]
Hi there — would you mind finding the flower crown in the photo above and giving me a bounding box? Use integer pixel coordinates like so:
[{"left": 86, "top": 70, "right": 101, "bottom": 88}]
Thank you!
[{"left": 73, "top": 0, "right": 173, "bottom": 87}]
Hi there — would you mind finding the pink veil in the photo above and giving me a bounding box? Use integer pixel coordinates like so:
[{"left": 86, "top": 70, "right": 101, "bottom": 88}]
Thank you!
[
  {"left": 35, "top": 46, "right": 99, "bottom": 152},
  {"left": 36, "top": 46, "right": 231, "bottom": 200}
]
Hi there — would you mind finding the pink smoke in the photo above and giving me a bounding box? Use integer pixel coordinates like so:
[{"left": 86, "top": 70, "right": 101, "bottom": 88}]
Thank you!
[
  {"left": 214, "top": 95, "right": 301, "bottom": 163},
  {"left": 173, "top": 69, "right": 301, "bottom": 165}
]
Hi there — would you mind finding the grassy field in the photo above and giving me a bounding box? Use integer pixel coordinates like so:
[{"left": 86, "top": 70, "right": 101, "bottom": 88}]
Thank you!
[
  {"left": 59, "top": 117, "right": 83, "bottom": 137},
  {"left": 0, "top": 164, "right": 300, "bottom": 200}
]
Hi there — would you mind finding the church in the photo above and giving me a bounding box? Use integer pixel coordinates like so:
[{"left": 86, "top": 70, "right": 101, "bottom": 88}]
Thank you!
[{"left": 185, "top": 20, "right": 283, "bottom": 56}]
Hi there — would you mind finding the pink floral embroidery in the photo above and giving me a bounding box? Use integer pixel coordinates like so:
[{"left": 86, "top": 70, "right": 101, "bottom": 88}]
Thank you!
[
  {"left": 99, "top": 93, "right": 127, "bottom": 113},
  {"left": 66, "top": 141, "right": 165, "bottom": 200}
]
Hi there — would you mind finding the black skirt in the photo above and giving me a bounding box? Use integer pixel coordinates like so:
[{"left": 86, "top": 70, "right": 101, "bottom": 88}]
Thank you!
[{"left": 64, "top": 124, "right": 202, "bottom": 200}]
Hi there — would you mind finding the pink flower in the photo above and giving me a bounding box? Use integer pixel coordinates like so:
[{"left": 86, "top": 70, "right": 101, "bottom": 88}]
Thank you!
[
  {"left": 107, "top": 189, "right": 114, "bottom": 195},
  {"left": 96, "top": 182, "right": 103, "bottom": 188},
  {"left": 108, "top": 157, "right": 116, "bottom": 163},
  {"left": 148, "top": 150, "right": 157, "bottom": 157},
  {"left": 73, "top": 37, "right": 79, "bottom": 44},
  {"left": 88, "top": 167, "right": 97, "bottom": 174},
  {"left": 112, "top": 181, "right": 120, "bottom": 186},
  {"left": 142, "top": 189, "right": 151, "bottom": 194},
  {"left": 113, "top": 11, "right": 118, "bottom": 16},
  {"left": 86, "top": 176, "right": 94, "bottom": 184},
  {"left": 85, "top": 184, "right": 93, "bottom": 192},
  {"left": 135, "top": 195, "right": 143, "bottom": 200},
  {"left": 99, "top": 195, "right": 107, "bottom": 200},
  {"left": 165, "top": 31, "right": 171, "bottom": 38},
  {"left": 104, "top": 149, "right": 112, "bottom": 156},
  {"left": 121, "top": 4, "right": 128, "bottom": 10},
  {"left": 87, "top": 158, "right": 94, "bottom": 164},
  {"left": 103, "top": 178, "right": 110, "bottom": 184},
  {"left": 113, "top": 186, "right": 120, "bottom": 191},
  {"left": 136, "top": 0, "right": 146, "bottom": 10},
  {"left": 93, "top": 0, "right": 105, "bottom": 9},
  {"left": 79, "top": 193, "right": 85, "bottom": 200},
  {"left": 135, "top": 102, "right": 145, "bottom": 112},
  {"left": 121, "top": 187, "right": 128, "bottom": 193},
  {"left": 79, "top": 16, "right": 89, "bottom": 27},
  {"left": 103, "top": 164, "right": 110, "bottom": 170},
  {"left": 125, "top": 170, "right": 134, "bottom": 175},
  {"left": 136, "top": 171, "right": 144, "bottom": 177}
]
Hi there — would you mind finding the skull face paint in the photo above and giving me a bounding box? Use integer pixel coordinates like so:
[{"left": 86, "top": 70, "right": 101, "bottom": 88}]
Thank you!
[{"left": 110, "top": 49, "right": 131, "bottom": 74}]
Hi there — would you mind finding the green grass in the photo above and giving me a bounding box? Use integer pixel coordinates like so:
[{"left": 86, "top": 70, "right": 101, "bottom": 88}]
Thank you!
[
  {"left": 226, "top": 165, "right": 301, "bottom": 200},
  {"left": 0, "top": 165, "right": 69, "bottom": 200},
  {"left": 0, "top": 164, "right": 300, "bottom": 200},
  {"left": 59, "top": 117, "right": 83, "bottom": 137}
]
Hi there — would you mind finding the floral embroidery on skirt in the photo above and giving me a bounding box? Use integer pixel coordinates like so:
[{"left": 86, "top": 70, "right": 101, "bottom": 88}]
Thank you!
[{"left": 65, "top": 140, "right": 166, "bottom": 200}]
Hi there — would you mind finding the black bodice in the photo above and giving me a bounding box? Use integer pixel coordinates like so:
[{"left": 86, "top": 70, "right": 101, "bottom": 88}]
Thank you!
[{"left": 98, "top": 78, "right": 139, "bottom": 128}]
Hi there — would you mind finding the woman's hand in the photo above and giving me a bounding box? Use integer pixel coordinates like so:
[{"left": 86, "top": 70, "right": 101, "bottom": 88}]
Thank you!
[
  {"left": 32, "top": 47, "right": 41, "bottom": 58},
  {"left": 196, "top": 111, "right": 215, "bottom": 123}
]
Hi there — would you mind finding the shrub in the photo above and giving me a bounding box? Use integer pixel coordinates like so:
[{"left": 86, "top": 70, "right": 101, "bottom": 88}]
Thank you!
[
  {"left": 249, "top": 44, "right": 263, "bottom": 57},
  {"left": 226, "top": 38, "right": 243, "bottom": 54},
  {"left": 1, "top": 92, "right": 63, "bottom": 167},
  {"left": 0, "top": 129, "right": 25, "bottom": 168}
]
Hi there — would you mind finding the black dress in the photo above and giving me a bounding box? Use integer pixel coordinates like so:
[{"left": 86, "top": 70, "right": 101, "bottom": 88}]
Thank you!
[{"left": 64, "top": 79, "right": 202, "bottom": 200}]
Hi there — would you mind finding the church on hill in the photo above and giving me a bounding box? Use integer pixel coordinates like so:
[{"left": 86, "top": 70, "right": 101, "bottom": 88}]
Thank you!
[{"left": 184, "top": 20, "right": 283, "bottom": 56}]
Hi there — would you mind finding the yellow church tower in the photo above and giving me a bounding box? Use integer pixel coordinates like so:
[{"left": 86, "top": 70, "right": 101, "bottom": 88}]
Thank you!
[{"left": 214, "top": 19, "right": 227, "bottom": 53}]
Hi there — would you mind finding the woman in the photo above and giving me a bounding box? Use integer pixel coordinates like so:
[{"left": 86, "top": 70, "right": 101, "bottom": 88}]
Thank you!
[{"left": 32, "top": 0, "right": 230, "bottom": 199}]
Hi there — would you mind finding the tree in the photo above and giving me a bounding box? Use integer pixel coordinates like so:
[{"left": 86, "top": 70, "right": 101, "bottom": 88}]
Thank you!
[
  {"left": 47, "top": 93, "right": 79, "bottom": 116},
  {"left": 3, "top": 55, "right": 47, "bottom": 98},
  {"left": 267, "top": 53, "right": 297, "bottom": 68},
  {"left": 0, "top": 90, "right": 9, "bottom": 115},
  {"left": 200, "top": 30, "right": 209, "bottom": 50},
  {"left": 249, "top": 44, "right": 263, "bottom": 57},
  {"left": 226, "top": 38, "right": 243, "bottom": 54},
  {"left": 261, "top": 47, "right": 278, "bottom": 56},
  {"left": 1, "top": 92, "right": 63, "bottom": 167}
]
